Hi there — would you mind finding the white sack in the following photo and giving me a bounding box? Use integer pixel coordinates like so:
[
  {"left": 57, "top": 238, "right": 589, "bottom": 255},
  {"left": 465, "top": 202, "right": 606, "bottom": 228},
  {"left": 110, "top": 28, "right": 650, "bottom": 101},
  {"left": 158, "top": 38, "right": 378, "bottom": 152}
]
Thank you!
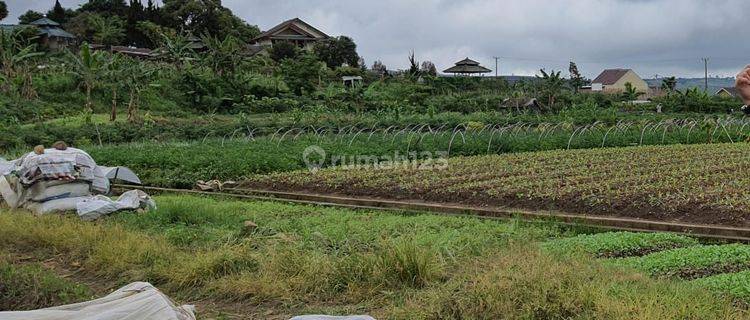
[
  {"left": 76, "top": 190, "right": 156, "bottom": 221},
  {"left": 0, "top": 176, "right": 21, "bottom": 208},
  {"left": 290, "top": 316, "right": 376, "bottom": 320},
  {"left": 0, "top": 282, "right": 196, "bottom": 320},
  {"left": 25, "top": 196, "right": 91, "bottom": 215},
  {"left": 29, "top": 182, "right": 91, "bottom": 202}
]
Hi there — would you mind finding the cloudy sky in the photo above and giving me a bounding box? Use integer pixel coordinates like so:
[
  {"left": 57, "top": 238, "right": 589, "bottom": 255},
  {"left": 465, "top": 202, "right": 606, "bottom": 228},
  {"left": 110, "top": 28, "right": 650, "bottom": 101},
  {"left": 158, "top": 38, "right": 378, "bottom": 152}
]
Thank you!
[{"left": 6, "top": 0, "right": 750, "bottom": 78}]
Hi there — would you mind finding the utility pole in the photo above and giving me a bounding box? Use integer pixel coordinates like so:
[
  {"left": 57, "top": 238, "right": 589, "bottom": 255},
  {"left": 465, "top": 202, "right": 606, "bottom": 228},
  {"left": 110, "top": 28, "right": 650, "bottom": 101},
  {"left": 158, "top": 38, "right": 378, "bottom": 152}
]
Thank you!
[
  {"left": 493, "top": 56, "right": 499, "bottom": 78},
  {"left": 702, "top": 57, "right": 709, "bottom": 92}
]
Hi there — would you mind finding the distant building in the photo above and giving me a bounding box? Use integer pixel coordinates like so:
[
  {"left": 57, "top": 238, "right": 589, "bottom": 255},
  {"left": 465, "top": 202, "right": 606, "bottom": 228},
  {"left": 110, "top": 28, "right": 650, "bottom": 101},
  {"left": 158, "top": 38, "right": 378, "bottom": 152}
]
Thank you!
[
  {"left": 715, "top": 87, "right": 739, "bottom": 98},
  {"left": 443, "top": 58, "right": 492, "bottom": 76},
  {"left": 28, "top": 18, "right": 76, "bottom": 50},
  {"left": 249, "top": 18, "right": 330, "bottom": 52},
  {"left": 591, "top": 69, "right": 649, "bottom": 95},
  {"left": 0, "top": 17, "right": 76, "bottom": 50}
]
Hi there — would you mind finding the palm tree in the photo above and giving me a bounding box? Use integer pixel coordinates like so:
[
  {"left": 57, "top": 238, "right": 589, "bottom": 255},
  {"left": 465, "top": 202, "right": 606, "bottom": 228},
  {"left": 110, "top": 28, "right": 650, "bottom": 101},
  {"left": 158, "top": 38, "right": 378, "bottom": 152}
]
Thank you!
[
  {"left": 67, "top": 43, "right": 107, "bottom": 113},
  {"left": 622, "top": 82, "right": 640, "bottom": 101},
  {"left": 536, "top": 69, "right": 565, "bottom": 109},
  {"left": 661, "top": 76, "right": 677, "bottom": 96}
]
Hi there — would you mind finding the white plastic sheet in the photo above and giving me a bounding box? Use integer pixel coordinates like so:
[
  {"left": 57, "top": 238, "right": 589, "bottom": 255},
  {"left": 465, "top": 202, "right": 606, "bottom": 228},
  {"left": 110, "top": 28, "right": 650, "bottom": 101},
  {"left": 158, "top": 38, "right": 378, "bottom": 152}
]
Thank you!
[
  {"left": 0, "top": 282, "right": 196, "bottom": 320},
  {"left": 76, "top": 190, "right": 156, "bottom": 221}
]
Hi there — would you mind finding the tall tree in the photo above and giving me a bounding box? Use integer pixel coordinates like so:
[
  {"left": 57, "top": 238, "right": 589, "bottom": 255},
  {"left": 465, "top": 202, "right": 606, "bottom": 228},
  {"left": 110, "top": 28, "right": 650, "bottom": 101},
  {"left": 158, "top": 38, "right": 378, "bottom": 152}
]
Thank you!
[
  {"left": 568, "top": 61, "right": 584, "bottom": 93},
  {"left": 408, "top": 51, "right": 420, "bottom": 78},
  {"left": 421, "top": 61, "right": 437, "bottom": 77},
  {"left": 372, "top": 60, "right": 387, "bottom": 77},
  {"left": 91, "top": 15, "right": 126, "bottom": 46},
  {"left": 313, "top": 36, "right": 359, "bottom": 68},
  {"left": 18, "top": 11, "right": 44, "bottom": 24},
  {"left": 161, "top": 0, "right": 259, "bottom": 40},
  {"left": 661, "top": 76, "right": 677, "bottom": 95},
  {"left": 47, "top": 0, "right": 68, "bottom": 23},
  {"left": 0, "top": 1, "right": 7, "bottom": 22},
  {"left": 79, "top": 0, "right": 128, "bottom": 17},
  {"left": 280, "top": 53, "right": 322, "bottom": 95}
]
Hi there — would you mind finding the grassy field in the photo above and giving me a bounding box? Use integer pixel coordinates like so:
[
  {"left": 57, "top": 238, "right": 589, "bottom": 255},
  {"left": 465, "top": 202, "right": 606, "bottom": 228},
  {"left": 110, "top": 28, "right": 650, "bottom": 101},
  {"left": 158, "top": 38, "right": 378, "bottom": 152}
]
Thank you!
[
  {"left": 1, "top": 195, "right": 749, "bottom": 319},
  {"left": 244, "top": 142, "right": 750, "bottom": 227}
]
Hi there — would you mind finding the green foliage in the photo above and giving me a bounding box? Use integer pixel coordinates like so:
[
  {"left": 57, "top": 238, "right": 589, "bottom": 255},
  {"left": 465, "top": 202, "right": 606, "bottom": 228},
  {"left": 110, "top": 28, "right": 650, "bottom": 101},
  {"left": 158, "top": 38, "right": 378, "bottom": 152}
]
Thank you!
[
  {"left": 542, "top": 232, "right": 699, "bottom": 258},
  {"left": 614, "top": 244, "right": 750, "bottom": 279},
  {"left": 622, "top": 82, "right": 640, "bottom": 100},
  {"left": 90, "top": 14, "right": 126, "bottom": 46},
  {"left": 653, "top": 88, "right": 739, "bottom": 113},
  {"left": 313, "top": 36, "right": 360, "bottom": 68},
  {"left": 280, "top": 54, "right": 323, "bottom": 96},
  {"left": 269, "top": 41, "right": 299, "bottom": 62},
  {"left": 692, "top": 270, "right": 750, "bottom": 301},
  {"left": 66, "top": 43, "right": 109, "bottom": 112},
  {"left": 161, "top": 0, "right": 260, "bottom": 40},
  {"left": 536, "top": 68, "right": 566, "bottom": 109},
  {"left": 0, "top": 1, "right": 7, "bottom": 22},
  {"left": 0, "top": 28, "right": 43, "bottom": 99},
  {"left": 18, "top": 11, "right": 44, "bottom": 24}
]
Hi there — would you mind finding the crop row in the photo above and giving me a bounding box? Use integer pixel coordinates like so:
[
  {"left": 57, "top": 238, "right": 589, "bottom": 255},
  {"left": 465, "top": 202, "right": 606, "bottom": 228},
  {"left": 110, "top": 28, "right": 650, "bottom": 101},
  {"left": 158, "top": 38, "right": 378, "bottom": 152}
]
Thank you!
[
  {"left": 612, "top": 244, "right": 750, "bottom": 280},
  {"left": 544, "top": 232, "right": 750, "bottom": 303},
  {"left": 541, "top": 232, "right": 699, "bottom": 258},
  {"left": 245, "top": 142, "right": 750, "bottom": 227}
]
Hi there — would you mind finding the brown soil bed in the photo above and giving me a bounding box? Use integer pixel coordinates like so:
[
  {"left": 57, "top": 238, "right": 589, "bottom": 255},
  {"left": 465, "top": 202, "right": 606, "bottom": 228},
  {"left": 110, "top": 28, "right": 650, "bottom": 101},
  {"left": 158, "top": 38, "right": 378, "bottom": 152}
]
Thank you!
[{"left": 239, "top": 180, "right": 750, "bottom": 228}]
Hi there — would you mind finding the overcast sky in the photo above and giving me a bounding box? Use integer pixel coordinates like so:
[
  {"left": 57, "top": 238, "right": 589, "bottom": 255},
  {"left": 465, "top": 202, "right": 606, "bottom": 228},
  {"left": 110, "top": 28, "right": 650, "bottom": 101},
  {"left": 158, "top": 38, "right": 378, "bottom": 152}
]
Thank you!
[{"left": 6, "top": 0, "right": 750, "bottom": 78}]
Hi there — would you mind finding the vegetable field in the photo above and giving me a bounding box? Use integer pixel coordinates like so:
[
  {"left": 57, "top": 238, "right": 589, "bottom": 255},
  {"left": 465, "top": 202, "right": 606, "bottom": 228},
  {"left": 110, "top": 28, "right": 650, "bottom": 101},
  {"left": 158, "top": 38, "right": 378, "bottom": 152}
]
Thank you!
[
  {"left": 80, "top": 118, "right": 750, "bottom": 188},
  {"left": 245, "top": 142, "right": 750, "bottom": 227}
]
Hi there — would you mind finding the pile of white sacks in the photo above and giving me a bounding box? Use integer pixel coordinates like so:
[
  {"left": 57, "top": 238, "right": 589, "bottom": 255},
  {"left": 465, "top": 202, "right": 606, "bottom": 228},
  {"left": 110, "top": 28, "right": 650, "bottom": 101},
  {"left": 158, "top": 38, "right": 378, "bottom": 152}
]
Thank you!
[{"left": 0, "top": 146, "right": 153, "bottom": 220}]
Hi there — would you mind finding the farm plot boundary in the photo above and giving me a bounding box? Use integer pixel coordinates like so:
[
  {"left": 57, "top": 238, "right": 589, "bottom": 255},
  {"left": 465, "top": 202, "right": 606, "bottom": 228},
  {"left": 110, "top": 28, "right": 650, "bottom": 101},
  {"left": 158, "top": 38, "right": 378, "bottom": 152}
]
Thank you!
[{"left": 114, "top": 184, "right": 750, "bottom": 242}]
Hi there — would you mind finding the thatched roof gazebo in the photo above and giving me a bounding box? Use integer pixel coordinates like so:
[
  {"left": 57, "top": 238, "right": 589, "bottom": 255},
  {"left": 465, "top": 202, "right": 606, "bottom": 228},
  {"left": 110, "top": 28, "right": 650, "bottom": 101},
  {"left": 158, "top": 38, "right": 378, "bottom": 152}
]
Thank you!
[{"left": 443, "top": 58, "right": 491, "bottom": 76}]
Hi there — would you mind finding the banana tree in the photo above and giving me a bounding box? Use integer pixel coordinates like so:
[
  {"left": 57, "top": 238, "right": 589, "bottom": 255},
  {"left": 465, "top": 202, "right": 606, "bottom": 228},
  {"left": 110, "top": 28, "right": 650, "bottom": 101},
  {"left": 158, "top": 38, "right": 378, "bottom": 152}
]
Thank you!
[
  {"left": 124, "top": 60, "right": 158, "bottom": 123},
  {"left": 0, "top": 28, "right": 42, "bottom": 98},
  {"left": 536, "top": 69, "right": 565, "bottom": 110},
  {"left": 104, "top": 53, "right": 125, "bottom": 121},
  {"left": 67, "top": 43, "right": 108, "bottom": 113}
]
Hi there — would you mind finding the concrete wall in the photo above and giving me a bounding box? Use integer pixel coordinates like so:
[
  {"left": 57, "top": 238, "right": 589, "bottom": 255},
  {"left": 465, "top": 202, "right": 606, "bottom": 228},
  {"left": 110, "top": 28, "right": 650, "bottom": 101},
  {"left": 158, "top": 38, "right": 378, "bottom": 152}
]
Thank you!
[{"left": 603, "top": 70, "right": 649, "bottom": 94}]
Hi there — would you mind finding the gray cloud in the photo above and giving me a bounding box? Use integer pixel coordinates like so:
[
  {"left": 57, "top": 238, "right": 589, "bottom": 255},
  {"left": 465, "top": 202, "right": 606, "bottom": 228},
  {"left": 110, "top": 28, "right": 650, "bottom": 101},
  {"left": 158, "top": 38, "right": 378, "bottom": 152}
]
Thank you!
[{"left": 6, "top": 0, "right": 749, "bottom": 78}]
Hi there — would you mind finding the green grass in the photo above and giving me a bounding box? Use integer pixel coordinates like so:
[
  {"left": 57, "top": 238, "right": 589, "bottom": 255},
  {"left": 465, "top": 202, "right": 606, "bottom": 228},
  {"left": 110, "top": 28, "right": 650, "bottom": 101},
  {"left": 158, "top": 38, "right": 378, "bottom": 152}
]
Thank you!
[
  {"left": 0, "top": 196, "right": 748, "bottom": 318},
  {"left": 0, "top": 252, "right": 93, "bottom": 311},
  {"left": 542, "top": 231, "right": 700, "bottom": 258},
  {"left": 614, "top": 244, "right": 750, "bottom": 279}
]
